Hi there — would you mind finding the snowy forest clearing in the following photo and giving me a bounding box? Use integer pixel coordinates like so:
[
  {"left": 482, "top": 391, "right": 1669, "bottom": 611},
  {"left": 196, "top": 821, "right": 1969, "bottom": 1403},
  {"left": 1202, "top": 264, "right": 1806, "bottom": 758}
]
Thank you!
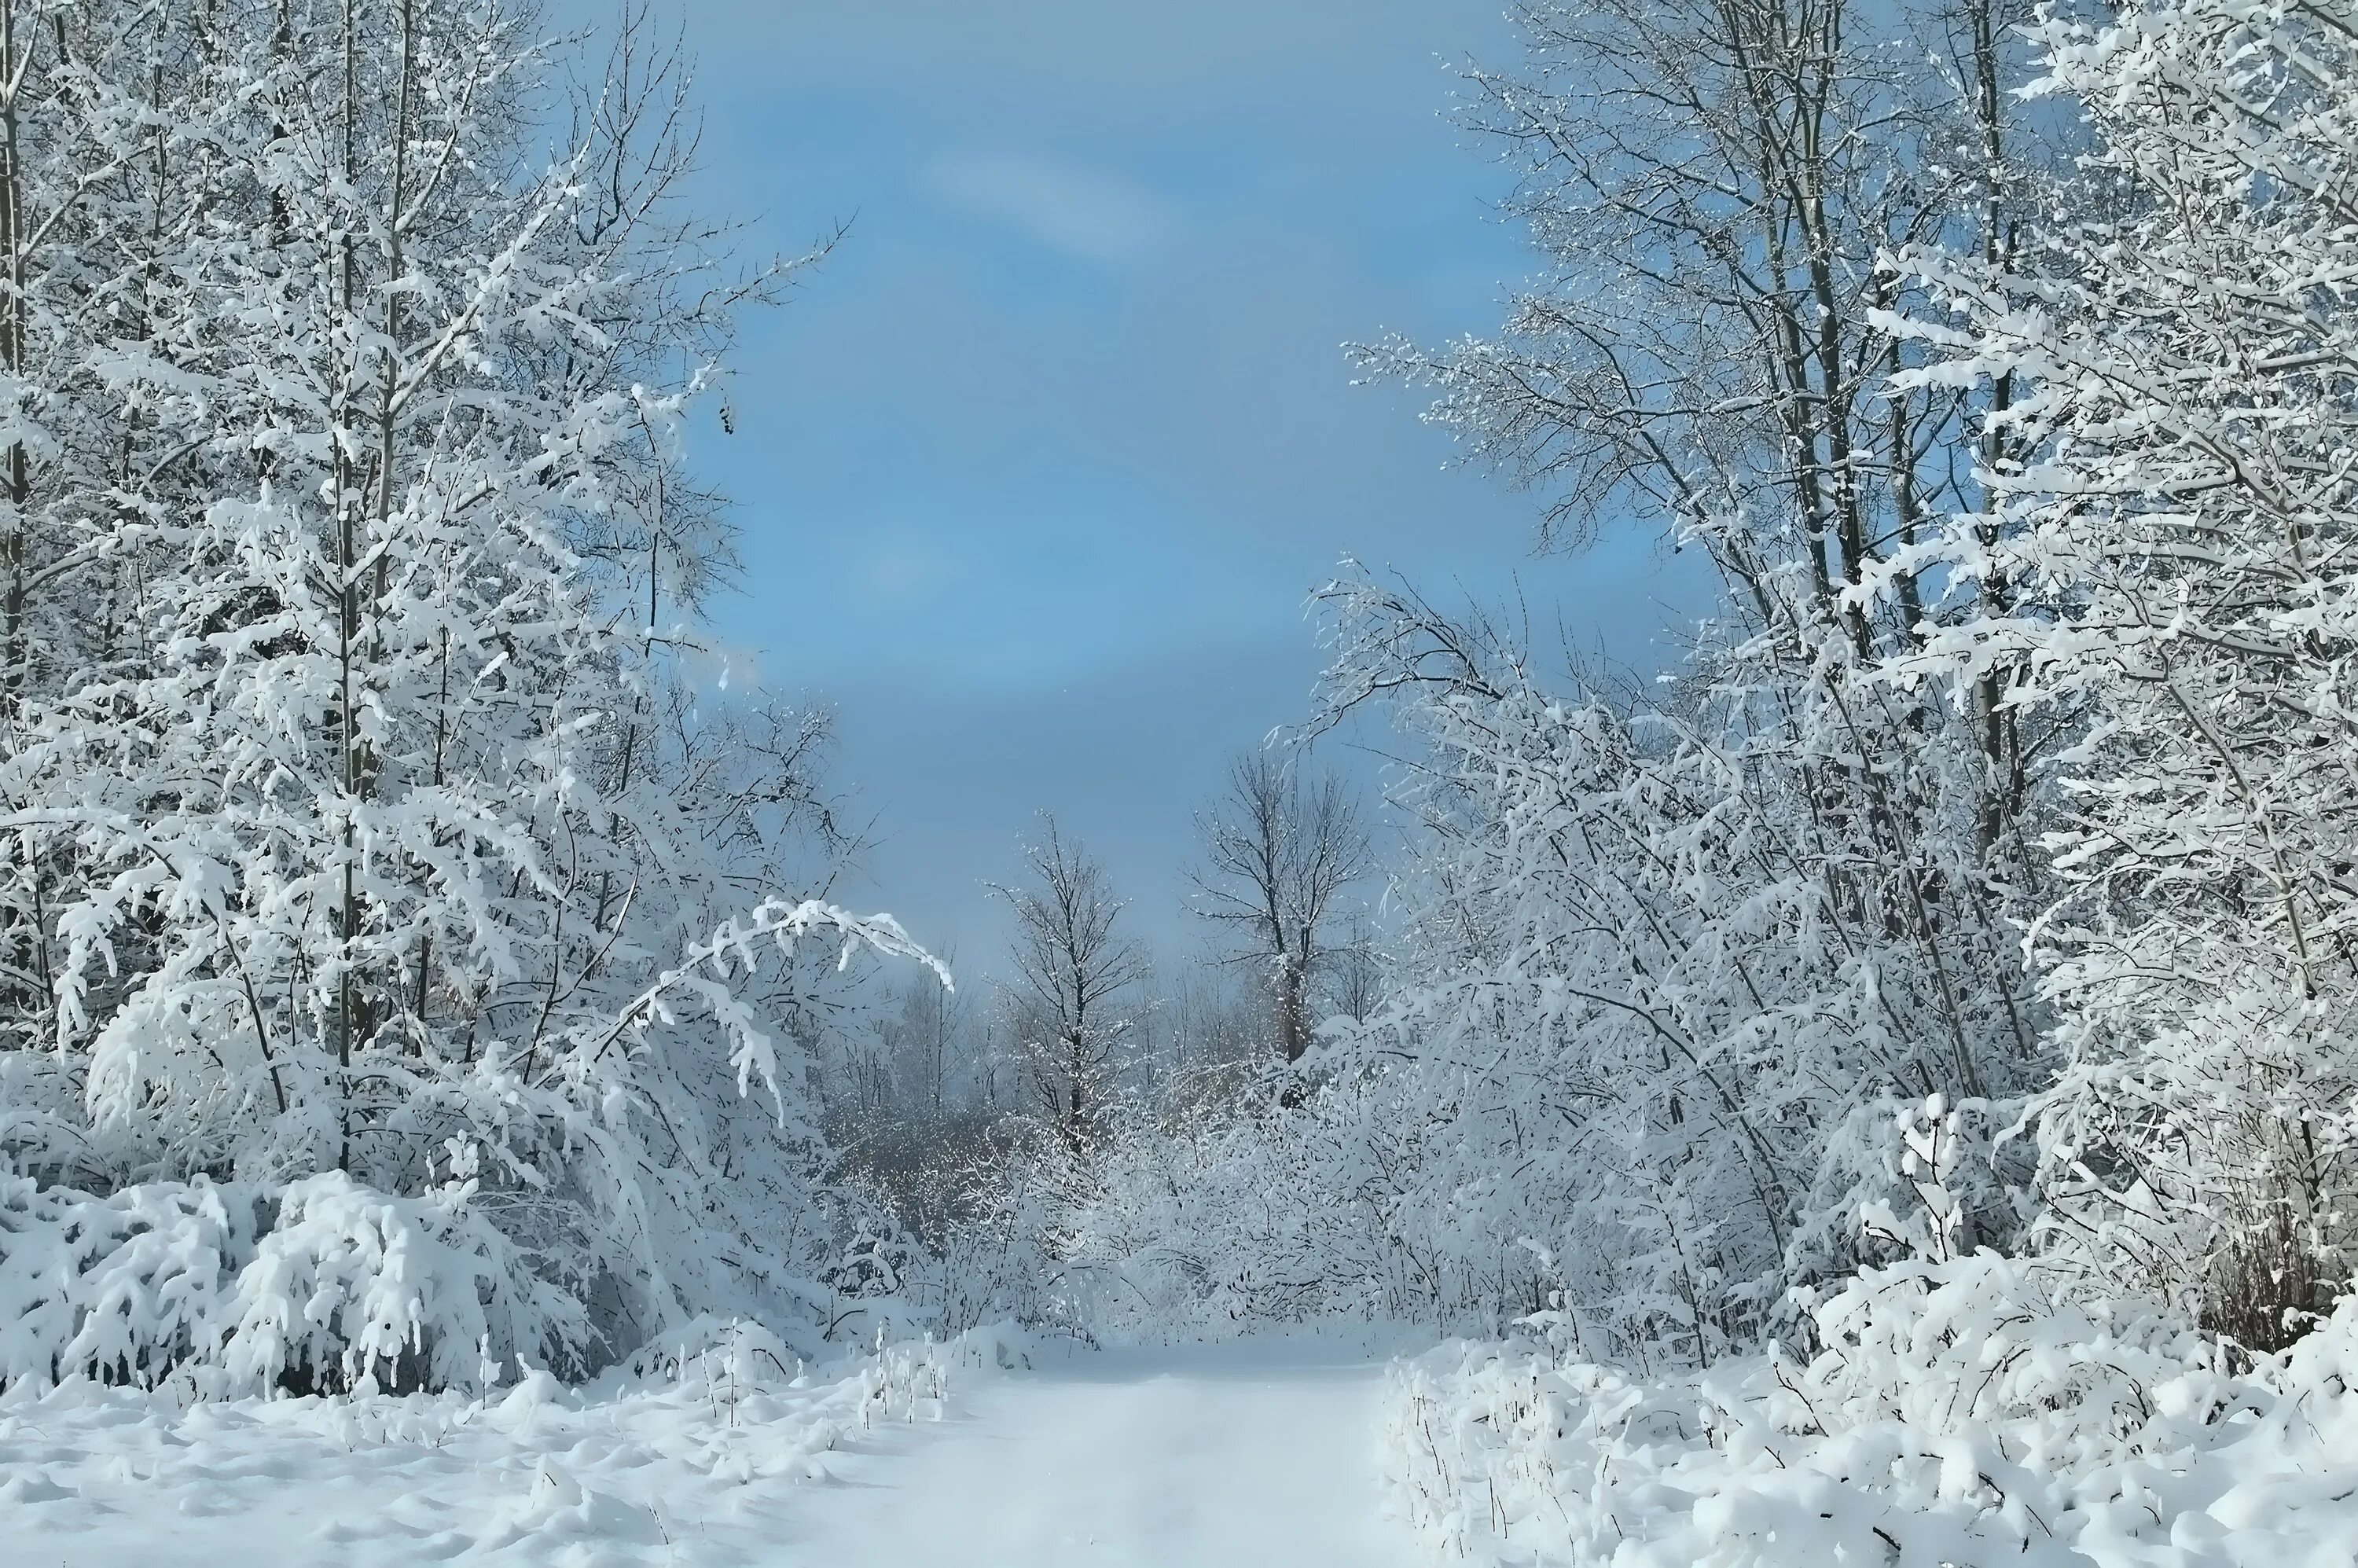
[{"left": 14, "top": 0, "right": 2358, "bottom": 1561}]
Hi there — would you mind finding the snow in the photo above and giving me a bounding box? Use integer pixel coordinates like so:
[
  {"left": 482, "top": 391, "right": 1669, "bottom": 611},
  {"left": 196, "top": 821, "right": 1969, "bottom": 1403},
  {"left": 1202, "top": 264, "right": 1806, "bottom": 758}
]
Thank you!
[
  {"left": 0, "top": 1330, "right": 995, "bottom": 1567},
  {"left": 1388, "top": 1280, "right": 2358, "bottom": 1568},
  {"left": 8, "top": 0, "right": 2358, "bottom": 1562},
  {"left": 781, "top": 1335, "right": 1427, "bottom": 1567},
  {"left": 0, "top": 1331, "right": 1428, "bottom": 1566}
]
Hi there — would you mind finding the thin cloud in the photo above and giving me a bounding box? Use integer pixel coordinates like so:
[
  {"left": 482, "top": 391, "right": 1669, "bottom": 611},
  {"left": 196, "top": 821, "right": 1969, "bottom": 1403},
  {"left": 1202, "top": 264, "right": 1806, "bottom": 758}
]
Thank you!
[{"left": 923, "top": 149, "right": 1178, "bottom": 263}]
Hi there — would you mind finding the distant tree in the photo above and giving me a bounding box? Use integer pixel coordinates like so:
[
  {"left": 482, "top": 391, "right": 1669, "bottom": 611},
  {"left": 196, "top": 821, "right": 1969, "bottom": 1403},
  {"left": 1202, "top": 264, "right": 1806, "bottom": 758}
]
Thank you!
[
  {"left": 1192, "top": 751, "right": 1372, "bottom": 1063},
  {"left": 994, "top": 819, "right": 1149, "bottom": 1153},
  {"left": 1320, "top": 920, "right": 1383, "bottom": 1028},
  {"left": 870, "top": 958, "right": 966, "bottom": 1121}
]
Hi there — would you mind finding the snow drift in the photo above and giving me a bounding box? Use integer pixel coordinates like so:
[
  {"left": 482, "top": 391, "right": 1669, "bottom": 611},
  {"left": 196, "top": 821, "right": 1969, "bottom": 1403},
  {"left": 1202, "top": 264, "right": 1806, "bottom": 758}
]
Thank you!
[
  {"left": 0, "top": 1320, "right": 1024, "bottom": 1567},
  {"left": 1388, "top": 1256, "right": 2358, "bottom": 1567}
]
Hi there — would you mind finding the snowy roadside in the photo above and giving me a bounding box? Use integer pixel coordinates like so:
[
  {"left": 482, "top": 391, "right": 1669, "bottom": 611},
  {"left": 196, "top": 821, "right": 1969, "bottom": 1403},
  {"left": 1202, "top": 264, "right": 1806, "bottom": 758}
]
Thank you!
[
  {"left": 0, "top": 1325, "right": 1027, "bottom": 1567},
  {"left": 1381, "top": 1285, "right": 2358, "bottom": 1568}
]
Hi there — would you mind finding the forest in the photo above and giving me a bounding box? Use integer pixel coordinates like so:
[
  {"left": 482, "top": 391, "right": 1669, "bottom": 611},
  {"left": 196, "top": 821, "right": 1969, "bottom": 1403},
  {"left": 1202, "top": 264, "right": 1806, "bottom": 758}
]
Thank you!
[{"left": 1, "top": 1, "right": 2355, "bottom": 1564}]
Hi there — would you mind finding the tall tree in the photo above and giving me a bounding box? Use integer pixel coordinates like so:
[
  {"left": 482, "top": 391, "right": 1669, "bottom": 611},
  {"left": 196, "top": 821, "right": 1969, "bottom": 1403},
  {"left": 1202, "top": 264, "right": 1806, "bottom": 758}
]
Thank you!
[
  {"left": 996, "top": 818, "right": 1148, "bottom": 1154},
  {"left": 1889, "top": 0, "right": 2358, "bottom": 1346},
  {"left": 1350, "top": 0, "right": 2055, "bottom": 1118},
  {"left": 0, "top": 1, "right": 935, "bottom": 1382},
  {"left": 1192, "top": 751, "right": 1372, "bottom": 1063}
]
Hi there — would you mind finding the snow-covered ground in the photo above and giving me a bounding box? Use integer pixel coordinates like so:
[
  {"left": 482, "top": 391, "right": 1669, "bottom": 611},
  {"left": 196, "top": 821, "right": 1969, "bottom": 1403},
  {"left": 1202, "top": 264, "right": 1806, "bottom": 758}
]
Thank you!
[
  {"left": 0, "top": 1333, "right": 979, "bottom": 1567},
  {"left": 1, "top": 1332, "right": 1430, "bottom": 1566},
  {"left": 783, "top": 1336, "right": 1426, "bottom": 1566}
]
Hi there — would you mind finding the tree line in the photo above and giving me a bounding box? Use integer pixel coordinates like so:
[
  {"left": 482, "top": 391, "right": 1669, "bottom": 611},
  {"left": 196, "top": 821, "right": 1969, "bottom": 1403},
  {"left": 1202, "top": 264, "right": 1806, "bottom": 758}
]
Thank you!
[
  {"left": 8, "top": 0, "right": 2357, "bottom": 1392},
  {"left": 1010, "top": 0, "right": 2358, "bottom": 1360}
]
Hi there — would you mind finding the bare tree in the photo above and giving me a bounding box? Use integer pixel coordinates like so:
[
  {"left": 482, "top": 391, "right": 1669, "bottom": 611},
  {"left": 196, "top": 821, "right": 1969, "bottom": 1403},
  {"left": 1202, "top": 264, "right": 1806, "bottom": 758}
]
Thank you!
[
  {"left": 874, "top": 953, "right": 964, "bottom": 1121},
  {"left": 994, "top": 818, "right": 1149, "bottom": 1153},
  {"left": 1321, "top": 918, "right": 1384, "bottom": 1027},
  {"left": 1192, "top": 751, "right": 1373, "bottom": 1063}
]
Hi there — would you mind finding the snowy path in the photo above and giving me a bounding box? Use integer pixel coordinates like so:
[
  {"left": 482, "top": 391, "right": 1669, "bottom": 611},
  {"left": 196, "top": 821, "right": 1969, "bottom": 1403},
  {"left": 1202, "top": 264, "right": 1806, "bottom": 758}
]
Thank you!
[
  {"left": 773, "top": 1339, "right": 1429, "bottom": 1566},
  {"left": 0, "top": 1337, "right": 1430, "bottom": 1566}
]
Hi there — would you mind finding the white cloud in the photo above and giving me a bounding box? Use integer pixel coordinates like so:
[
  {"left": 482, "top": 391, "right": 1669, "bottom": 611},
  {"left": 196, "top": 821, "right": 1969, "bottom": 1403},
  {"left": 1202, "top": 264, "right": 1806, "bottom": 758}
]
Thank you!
[{"left": 922, "top": 149, "right": 1178, "bottom": 263}]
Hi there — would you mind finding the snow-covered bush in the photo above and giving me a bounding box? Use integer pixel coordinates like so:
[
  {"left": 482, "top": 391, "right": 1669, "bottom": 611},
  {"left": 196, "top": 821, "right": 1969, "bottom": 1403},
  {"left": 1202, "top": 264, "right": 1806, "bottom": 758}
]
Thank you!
[
  {"left": 1029, "top": 1059, "right": 1724, "bottom": 1349},
  {"left": 1383, "top": 1085, "right": 2357, "bottom": 1564},
  {"left": 1390, "top": 1237, "right": 2356, "bottom": 1566},
  {"left": 0, "top": 1169, "right": 574, "bottom": 1395},
  {"left": 215, "top": 1173, "right": 582, "bottom": 1397},
  {"left": 0, "top": 1173, "right": 256, "bottom": 1393},
  {"left": 1023, "top": 1085, "right": 1409, "bottom": 1338},
  {"left": 1192, "top": 570, "right": 2047, "bottom": 1357}
]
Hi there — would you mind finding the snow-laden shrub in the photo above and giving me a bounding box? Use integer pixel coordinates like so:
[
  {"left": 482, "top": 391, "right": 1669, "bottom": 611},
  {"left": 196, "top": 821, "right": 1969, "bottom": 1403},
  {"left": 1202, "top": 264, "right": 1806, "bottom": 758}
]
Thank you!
[
  {"left": 1256, "top": 570, "right": 2051, "bottom": 1359},
  {"left": 1387, "top": 1102, "right": 2357, "bottom": 1566},
  {"left": 1018, "top": 1066, "right": 1659, "bottom": 1346},
  {"left": 818, "top": 1220, "right": 912, "bottom": 1308},
  {"left": 1012, "top": 1082, "right": 1455, "bottom": 1342},
  {"left": 0, "top": 1172, "right": 255, "bottom": 1392},
  {"left": 0, "top": 1170, "right": 584, "bottom": 1395},
  {"left": 1030, "top": 1074, "right": 2027, "bottom": 1357},
  {"left": 214, "top": 1173, "right": 585, "bottom": 1396},
  {"left": 1391, "top": 1254, "right": 2357, "bottom": 1567}
]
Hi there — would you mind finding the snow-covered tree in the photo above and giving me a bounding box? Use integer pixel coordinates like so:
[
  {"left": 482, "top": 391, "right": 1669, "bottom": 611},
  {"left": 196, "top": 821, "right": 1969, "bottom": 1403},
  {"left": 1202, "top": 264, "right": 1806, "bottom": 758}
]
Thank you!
[
  {"left": 1216, "top": 0, "right": 2066, "bottom": 1353},
  {"left": 1890, "top": 0, "right": 2358, "bottom": 1345},
  {"left": 1190, "top": 751, "right": 1372, "bottom": 1064},
  {"left": 1284, "top": 564, "right": 2044, "bottom": 1357},
  {"left": 994, "top": 817, "right": 1149, "bottom": 1156},
  {"left": 0, "top": 0, "right": 936, "bottom": 1388}
]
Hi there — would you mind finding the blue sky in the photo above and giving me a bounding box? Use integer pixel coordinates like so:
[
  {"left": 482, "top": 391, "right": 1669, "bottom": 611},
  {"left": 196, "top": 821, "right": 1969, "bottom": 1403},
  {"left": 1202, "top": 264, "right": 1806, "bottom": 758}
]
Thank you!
[{"left": 567, "top": 0, "right": 1706, "bottom": 970}]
